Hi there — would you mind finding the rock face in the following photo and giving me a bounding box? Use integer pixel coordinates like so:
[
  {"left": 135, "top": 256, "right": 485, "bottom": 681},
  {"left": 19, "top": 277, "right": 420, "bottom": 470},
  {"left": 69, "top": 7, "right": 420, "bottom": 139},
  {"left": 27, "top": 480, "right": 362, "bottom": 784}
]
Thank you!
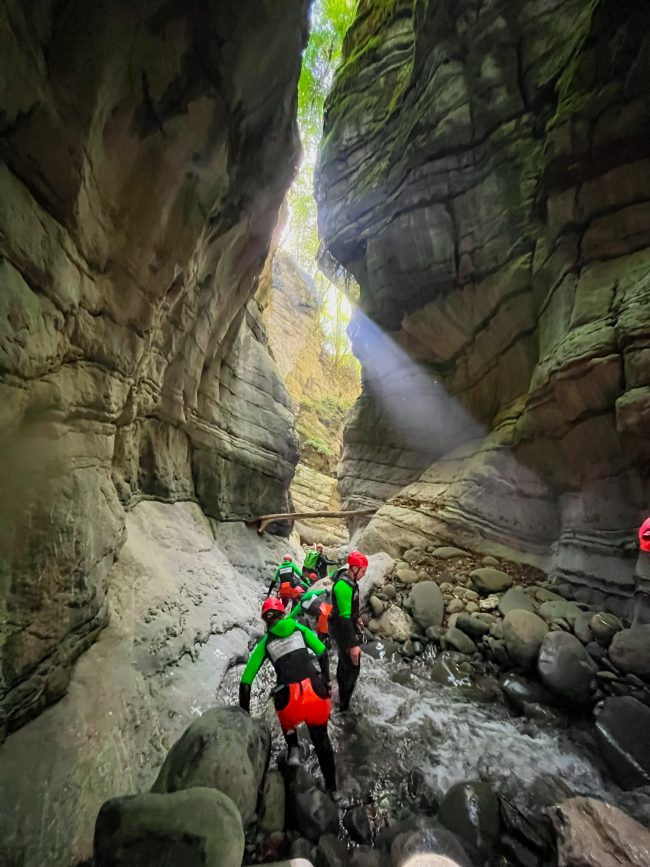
[
  {"left": 317, "top": 0, "right": 650, "bottom": 615},
  {"left": 594, "top": 697, "right": 650, "bottom": 789},
  {"left": 0, "top": 0, "right": 310, "bottom": 736},
  {"left": 548, "top": 797, "right": 650, "bottom": 867}
]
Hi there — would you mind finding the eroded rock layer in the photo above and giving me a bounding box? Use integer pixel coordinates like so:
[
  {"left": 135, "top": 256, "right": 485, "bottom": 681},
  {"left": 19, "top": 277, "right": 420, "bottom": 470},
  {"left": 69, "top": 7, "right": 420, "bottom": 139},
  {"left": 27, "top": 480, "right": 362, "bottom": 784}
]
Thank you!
[
  {"left": 0, "top": 0, "right": 308, "bottom": 733},
  {"left": 317, "top": 0, "right": 650, "bottom": 613}
]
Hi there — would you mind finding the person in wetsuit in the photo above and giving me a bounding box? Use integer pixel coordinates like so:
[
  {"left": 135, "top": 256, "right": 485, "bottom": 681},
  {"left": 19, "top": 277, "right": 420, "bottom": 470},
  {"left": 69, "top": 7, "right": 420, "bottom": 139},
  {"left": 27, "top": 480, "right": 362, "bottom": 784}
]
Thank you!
[
  {"left": 313, "top": 543, "right": 338, "bottom": 580},
  {"left": 288, "top": 585, "right": 333, "bottom": 648},
  {"left": 329, "top": 550, "right": 368, "bottom": 712},
  {"left": 267, "top": 555, "right": 310, "bottom": 610},
  {"left": 239, "top": 597, "right": 337, "bottom": 794}
]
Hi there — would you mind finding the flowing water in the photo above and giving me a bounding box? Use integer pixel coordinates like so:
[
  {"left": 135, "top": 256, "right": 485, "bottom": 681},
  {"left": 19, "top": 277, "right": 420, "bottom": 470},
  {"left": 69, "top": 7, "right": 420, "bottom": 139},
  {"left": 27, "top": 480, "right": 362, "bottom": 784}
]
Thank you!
[{"left": 218, "top": 640, "right": 632, "bottom": 834}]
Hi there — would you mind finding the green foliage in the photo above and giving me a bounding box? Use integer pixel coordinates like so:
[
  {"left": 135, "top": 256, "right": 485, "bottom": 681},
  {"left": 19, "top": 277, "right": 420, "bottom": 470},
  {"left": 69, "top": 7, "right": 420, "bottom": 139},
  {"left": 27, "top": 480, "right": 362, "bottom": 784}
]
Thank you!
[
  {"left": 302, "top": 395, "right": 350, "bottom": 428},
  {"left": 302, "top": 436, "right": 336, "bottom": 458}
]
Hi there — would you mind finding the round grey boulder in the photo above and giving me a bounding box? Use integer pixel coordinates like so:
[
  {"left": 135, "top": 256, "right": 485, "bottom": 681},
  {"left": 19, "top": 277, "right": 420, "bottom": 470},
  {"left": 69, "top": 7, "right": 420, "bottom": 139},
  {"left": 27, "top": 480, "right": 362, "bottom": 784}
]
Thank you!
[
  {"left": 438, "top": 780, "right": 501, "bottom": 859},
  {"left": 594, "top": 696, "right": 650, "bottom": 789},
  {"left": 503, "top": 610, "right": 548, "bottom": 669},
  {"left": 408, "top": 581, "right": 444, "bottom": 630},
  {"left": 499, "top": 586, "right": 536, "bottom": 616},
  {"left": 443, "top": 626, "right": 476, "bottom": 655},
  {"left": 537, "top": 632, "right": 597, "bottom": 703},
  {"left": 608, "top": 626, "right": 650, "bottom": 677},
  {"left": 94, "top": 788, "right": 244, "bottom": 867},
  {"left": 151, "top": 706, "right": 270, "bottom": 826},
  {"left": 470, "top": 567, "right": 513, "bottom": 594},
  {"left": 590, "top": 612, "right": 623, "bottom": 646}
]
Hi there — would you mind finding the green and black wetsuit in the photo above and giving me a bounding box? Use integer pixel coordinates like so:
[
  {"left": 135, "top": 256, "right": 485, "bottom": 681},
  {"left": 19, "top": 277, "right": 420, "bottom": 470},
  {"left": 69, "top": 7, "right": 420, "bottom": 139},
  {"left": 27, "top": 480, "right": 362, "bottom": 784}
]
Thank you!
[
  {"left": 330, "top": 569, "right": 362, "bottom": 711},
  {"left": 238, "top": 618, "right": 335, "bottom": 790},
  {"left": 267, "top": 559, "right": 309, "bottom": 603}
]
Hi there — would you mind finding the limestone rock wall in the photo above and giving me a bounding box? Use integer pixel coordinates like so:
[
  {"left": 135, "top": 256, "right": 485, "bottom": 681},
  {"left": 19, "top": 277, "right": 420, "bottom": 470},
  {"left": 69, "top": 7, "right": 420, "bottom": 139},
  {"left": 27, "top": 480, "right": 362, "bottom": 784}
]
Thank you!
[
  {"left": 0, "top": 0, "right": 309, "bottom": 734},
  {"left": 316, "top": 0, "right": 650, "bottom": 613}
]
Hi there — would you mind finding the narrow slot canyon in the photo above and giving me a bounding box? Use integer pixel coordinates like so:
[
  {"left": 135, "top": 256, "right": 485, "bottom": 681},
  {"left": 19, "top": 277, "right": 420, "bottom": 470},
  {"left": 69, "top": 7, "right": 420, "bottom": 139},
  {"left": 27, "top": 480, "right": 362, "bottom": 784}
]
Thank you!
[{"left": 1, "top": 1, "right": 650, "bottom": 866}]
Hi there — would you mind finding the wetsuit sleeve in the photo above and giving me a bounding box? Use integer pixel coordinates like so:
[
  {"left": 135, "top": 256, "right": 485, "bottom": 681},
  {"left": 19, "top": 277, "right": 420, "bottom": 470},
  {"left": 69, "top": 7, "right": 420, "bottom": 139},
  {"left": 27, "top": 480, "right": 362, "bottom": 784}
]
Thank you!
[
  {"left": 296, "top": 623, "right": 330, "bottom": 684},
  {"left": 287, "top": 600, "right": 303, "bottom": 620},
  {"left": 240, "top": 637, "right": 267, "bottom": 686},
  {"left": 333, "top": 581, "right": 358, "bottom": 647}
]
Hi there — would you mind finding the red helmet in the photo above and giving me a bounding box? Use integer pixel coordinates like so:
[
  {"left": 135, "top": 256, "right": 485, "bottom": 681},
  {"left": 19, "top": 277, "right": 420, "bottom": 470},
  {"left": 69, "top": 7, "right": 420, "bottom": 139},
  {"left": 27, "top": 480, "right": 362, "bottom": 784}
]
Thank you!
[
  {"left": 262, "top": 597, "right": 285, "bottom": 617},
  {"left": 347, "top": 550, "right": 368, "bottom": 570},
  {"left": 639, "top": 518, "right": 650, "bottom": 553}
]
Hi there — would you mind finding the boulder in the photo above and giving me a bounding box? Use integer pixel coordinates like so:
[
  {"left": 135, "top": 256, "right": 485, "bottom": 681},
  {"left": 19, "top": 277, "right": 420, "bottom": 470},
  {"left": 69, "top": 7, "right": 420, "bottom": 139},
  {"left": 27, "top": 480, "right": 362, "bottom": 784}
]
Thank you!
[
  {"left": 360, "top": 554, "right": 397, "bottom": 608},
  {"left": 294, "top": 786, "right": 339, "bottom": 843},
  {"left": 383, "top": 584, "right": 397, "bottom": 600},
  {"left": 537, "top": 633, "right": 597, "bottom": 704},
  {"left": 259, "top": 769, "right": 285, "bottom": 834},
  {"left": 94, "top": 788, "right": 244, "bottom": 867},
  {"left": 438, "top": 780, "right": 501, "bottom": 859},
  {"left": 369, "top": 595, "right": 385, "bottom": 617},
  {"left": 590, "top": 612, "right": 623, "bottom": 646},
  {"left": 316, "top": 834, "right": 348, "bottom": 867},
  {"left": 499, "top": 586, "right": 537, "bottom": 616},
  {"left": 538, "top": 601, "right": 584, "bottom": 625},
  {"left": 349, "top": 847, "right": 381, "bottom": 867},
  {"left": 548, "top": 797, "right": 650, "bottom": 866},
  {"left": 573, "top": 612, "right": 594, "bottom": 645},
  {"left": 501, "top": 673, "right": 557, "bottom": 712},
  {"left": 291, "top": 839, "right": 318, "bottom": 862},
  {"left": 395, "top": 564, "right": 420, "bottom": 585},
  {"left": 470, "top": 568, "right": 513, "bottom": 594},
  {"left": 443, "top": 627, "right": 476, "bottom": 655},
  {"left": 343, "top": 806, "right": 372, "bottom": 844},
  {"left": 503, "top": 610, "right": 548, "bottom": 669},
  {"left": 609, "top": 627, "right": 650, "bottom": 678},
  {"left": 455, "top": 614, "right": 491, "bottom": 640},
  {"left": 431, "top": 546, "right": 468, "bottom": 560},
  {"left": 594, "top": 697, "right": 650, "bottom": 789},
  {"left": 408, "top": 581, "right": 445, "bottom": 630},
  {"left": 390, "top": 818, "right": 471, "bottom": 867},
  {"left": 151, "top": 707, "right": 270, "bottom": 825},
  {"left": 372, "top": 605, "right": 416, "bottom": 642}
]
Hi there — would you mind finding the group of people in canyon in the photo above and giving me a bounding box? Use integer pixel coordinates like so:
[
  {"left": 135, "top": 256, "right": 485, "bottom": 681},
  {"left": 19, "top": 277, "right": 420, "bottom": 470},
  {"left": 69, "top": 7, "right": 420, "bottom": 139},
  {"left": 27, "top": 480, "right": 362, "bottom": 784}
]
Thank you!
[{"left": 239, "top": 544, "right": 369, "bottom": 799}]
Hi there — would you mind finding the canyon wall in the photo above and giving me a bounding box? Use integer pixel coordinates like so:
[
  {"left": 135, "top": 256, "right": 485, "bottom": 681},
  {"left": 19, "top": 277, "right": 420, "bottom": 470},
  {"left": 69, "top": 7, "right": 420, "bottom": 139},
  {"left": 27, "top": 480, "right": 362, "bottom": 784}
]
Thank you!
[
  {"left": 0, "top": 0, "right": 309, "bottom": 736},
  {"left": 316, "top": 0, "right": 650, "bottom": 614}
]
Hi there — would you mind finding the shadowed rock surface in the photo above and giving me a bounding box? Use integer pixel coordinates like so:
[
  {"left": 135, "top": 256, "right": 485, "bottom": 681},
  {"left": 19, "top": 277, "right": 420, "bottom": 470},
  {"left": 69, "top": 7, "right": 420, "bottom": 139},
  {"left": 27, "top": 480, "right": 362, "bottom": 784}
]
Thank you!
[
  {"left": 0, "top": 0, "right": 308, "bottom": 734},
  {"left": 316, "top": 0, "right": 650, "bottom": 615}
]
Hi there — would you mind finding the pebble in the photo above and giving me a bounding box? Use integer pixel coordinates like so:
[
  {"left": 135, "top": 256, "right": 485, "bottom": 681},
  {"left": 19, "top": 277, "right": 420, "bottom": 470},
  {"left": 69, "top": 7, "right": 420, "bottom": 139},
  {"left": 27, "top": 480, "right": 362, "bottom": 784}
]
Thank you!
[
  {"left": 482, "top": 555, "right": 499, "bottom": 567},
  {"left": 479, "top": 595, "right": 501, "bottom": 612},
  {"left": 383, "top": 585, "right": 397, "bottom": 599},
  {"left": 446, "top": 599, "right": 465, "bottom": 614},
  {"left": 440, "top": 582, "right": 454, "bottom": 594},
  {"left": 465, "top": 601, "right": 479, "bottom": 614}
]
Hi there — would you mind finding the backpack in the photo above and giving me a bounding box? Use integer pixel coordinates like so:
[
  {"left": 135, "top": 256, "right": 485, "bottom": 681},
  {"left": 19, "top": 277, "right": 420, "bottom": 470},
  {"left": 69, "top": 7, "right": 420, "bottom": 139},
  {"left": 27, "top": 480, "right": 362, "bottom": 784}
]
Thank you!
[{"left": 303, "top": 549, "right": 319, "bottom": 571}]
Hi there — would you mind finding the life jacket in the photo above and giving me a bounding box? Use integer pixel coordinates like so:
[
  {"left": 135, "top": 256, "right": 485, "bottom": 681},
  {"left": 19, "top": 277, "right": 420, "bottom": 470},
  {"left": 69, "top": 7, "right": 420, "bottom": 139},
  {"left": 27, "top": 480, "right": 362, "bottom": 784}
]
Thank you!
[
  {"left": 278, "top": 564, "right": 303, "bottom": 599},
  {"left": 265, "top": 619, "right": 317, "bottom": 685},
  {"left": 317, "top": 600, "right": 333, "bottom": 636},
  {"left": 303, "top": 550, "right": 319, "bottom": 571},
  {"left": 301, "top": 589, "right": 333, "bottom": 635},
  {"left": 330, "top": 572, "right": 359, "bottom": 623}
]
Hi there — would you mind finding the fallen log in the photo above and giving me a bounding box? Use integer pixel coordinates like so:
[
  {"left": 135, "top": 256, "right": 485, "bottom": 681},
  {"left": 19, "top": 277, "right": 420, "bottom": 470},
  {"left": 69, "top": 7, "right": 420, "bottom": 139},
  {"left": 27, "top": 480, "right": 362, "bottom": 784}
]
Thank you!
[{"left": 248, "top": 509, "right": 376, "bottom": 535}]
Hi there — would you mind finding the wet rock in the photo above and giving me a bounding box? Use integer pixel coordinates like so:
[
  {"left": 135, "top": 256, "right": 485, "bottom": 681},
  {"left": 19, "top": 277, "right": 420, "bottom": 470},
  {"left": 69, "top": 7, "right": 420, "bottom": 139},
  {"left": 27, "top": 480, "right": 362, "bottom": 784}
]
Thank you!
[
  {"left": 470, "top": 568, "right": 513, "bottom": 594},
  {"left": 344, "top": 806, "right": 372, "bottom": 844},
  {"left": 485, "top": 637, "right": 512, "bottom": 667},
  {"left": 590, "top": 612, "right": 623, "bottom": 646},
  {"left": 503, "top": 610, "right": 548, "bottom": 669},
  {"left": 609, "top": 627, "right": 650, "bottom": 677},
  {"left": 370, "top": 596, "right": 385, "bottom": 617},
  {"left": 401, "top": 640, "right": 416, "bottom": 659},
  {"left": 265, "top": 861, "right": 314, "bottom": 867},
  {"left": 371, "top": 606, "right": 417, "bottom": 642},
  {"left": 526, "top": 774, "right": 576, "bottom": 811},
  {"left": 383, "top": 585, "right": 397, "bottom": 600},
  {"left": 316, "top": 834, "right": 348, "bottom": 867},
  {"left": 395, "top": 564, "right": 420, "bottom": 585},
  {"left": 573, "top": 613, "right": 594, "bottom": 645},
  {"left": 363, "top": 639, "right": 400, "bottom": 660},
  {"left": 259, "top": 770, "right": 285, "bottom": 834},
  {"left": 407, "top": 581, "right": 445, "bottom": 630},
  {"left": 501, "top": 674, "right": 557, "bottom": 713},
  {"left": 94, "top": 788, "right": 244, "bottom": 867},
  {"left": 538, "top": 601, "right": 583, "bottom": 626},
  {"left": 594, "top": 697, "right": 650, "bottom": 789},
  {"left": 425, "top": 625, "right": 445, "bottom": 643},
  {"left": 431, "top": 546, "right": 468, "bottom": 560},
  {"left": 291, "top": 838, "right": 319, "bottom": 862},
  {"left": 390, "top": 818, "right": 471, "bottom": 867},
  {"left": 438, "top": 780, "right": 501, "bottom": 859},
  {"left": 548, "top": 796, "right": 650, "bottom": 866},
  {"left": 446, "top": 598, "right": 465, "bottom": 615},
  {"left": 443, "top": 627, "right": 476, "bottom": 655},
  {"left": 500, "top": 587, "right": 537, "bottom": 616},
  {"left": 500, "top": 795, "right": 555, "bottom": 856},
  {"left": 151, "top": 706, "right": 270, "bottom": 825},
  {"left": 456, "top": 613, "right": 491, "bottom": 640},
  {"left": 537, "top": 633, "right": 597, "bottom": 704},
  {"left": 586, "top": 641, "right": 607, "bottom": 661},
  {"left": 430, "top": 652, "right": 472, "bottom": 687},
  {"left": 349, "top": 847, "right": 381, "bottom": 867},
  {"left": 294, "top": 786, "right": 339, "bottom": 843}
]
